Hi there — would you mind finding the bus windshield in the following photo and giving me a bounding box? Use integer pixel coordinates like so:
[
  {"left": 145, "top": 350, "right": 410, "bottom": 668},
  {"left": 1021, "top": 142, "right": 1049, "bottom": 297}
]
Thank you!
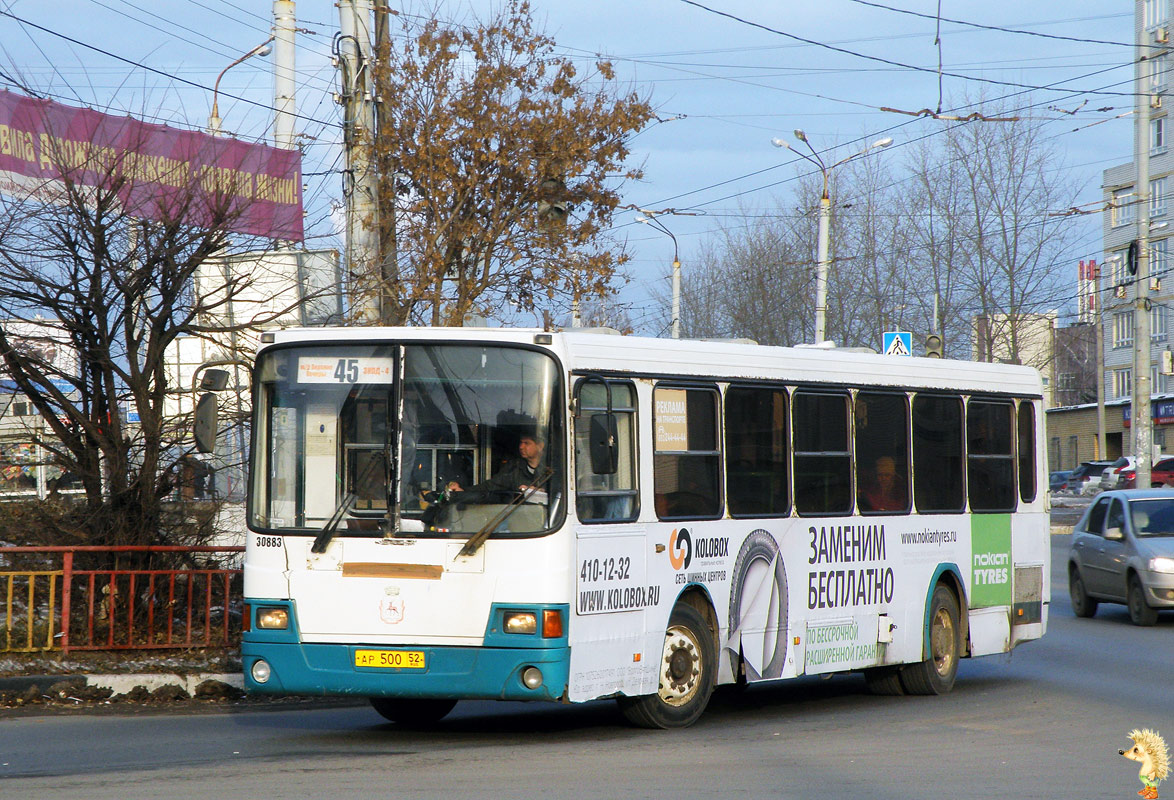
[{"left": 250, "top": 342, "right": 563, "bottom": 537}]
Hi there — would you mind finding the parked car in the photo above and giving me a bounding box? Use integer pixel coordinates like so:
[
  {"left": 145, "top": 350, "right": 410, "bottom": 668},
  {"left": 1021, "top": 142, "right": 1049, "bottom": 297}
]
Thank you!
[
  {"left": 1119, "top": 458, "right": 1174, "bottom": 489},
  {"left": 1066, "top": 461, "right": 1115, "bottom": 495},
  {"left": 1099, "top": 456, "right": 1136, "bottom": 491},
  {"left": 1049, "top": 470, "right": 1074, "bottom": 493},
  {"left": 1152, "top": 458, "right": 1174, "bottom": 488},
  {"left": 1068, "top": 489, "right": 1174, "bottom": 625}
]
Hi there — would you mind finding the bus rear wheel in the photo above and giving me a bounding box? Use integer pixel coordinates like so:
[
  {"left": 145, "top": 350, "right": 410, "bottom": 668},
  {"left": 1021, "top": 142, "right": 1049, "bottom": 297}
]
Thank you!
[
  {"left": 369, "top": 697, "right": 457, "bottom": 726},
  {"left": 618, "top": 603, "right": 715, "bottom": 729},
  {"left": 899, "top": 584, "right": 961, "bottom": 695}
]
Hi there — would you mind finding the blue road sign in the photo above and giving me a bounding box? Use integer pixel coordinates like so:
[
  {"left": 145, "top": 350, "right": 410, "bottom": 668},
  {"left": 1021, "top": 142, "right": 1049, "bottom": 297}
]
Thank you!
[{"left": 883, "top": 331, "right": 912, "bottom": 357}]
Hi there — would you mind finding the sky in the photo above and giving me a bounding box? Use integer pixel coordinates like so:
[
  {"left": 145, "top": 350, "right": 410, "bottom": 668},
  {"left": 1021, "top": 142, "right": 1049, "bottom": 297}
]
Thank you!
[{"left": 0, "top": 0, "right": 1139, "bottom": 337}]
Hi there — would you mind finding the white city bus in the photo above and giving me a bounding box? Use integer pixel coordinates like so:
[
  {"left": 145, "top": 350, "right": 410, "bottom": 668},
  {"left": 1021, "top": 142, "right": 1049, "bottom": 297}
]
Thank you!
[{"left": 240, "top": 327, "right": 1048, "bottom": 728}]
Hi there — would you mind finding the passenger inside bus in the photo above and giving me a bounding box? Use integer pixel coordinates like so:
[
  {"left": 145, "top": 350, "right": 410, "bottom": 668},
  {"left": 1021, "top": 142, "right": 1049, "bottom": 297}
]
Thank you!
[{"left": 858, "top": 455, "right": 908, "bottom": 512}]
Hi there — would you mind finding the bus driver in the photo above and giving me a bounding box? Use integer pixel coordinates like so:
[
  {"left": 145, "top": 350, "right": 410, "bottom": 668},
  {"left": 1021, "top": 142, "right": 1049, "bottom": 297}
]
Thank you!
[{"left": 446, "top": 430, "right": 550, "bottom": 499}]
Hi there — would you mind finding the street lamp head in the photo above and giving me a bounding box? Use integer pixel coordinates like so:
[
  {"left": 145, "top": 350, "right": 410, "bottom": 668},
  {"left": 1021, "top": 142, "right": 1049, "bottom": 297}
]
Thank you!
[
  {"left": 793, "top": 129, "right": 808, "bottom": 143},
  {"left": 771, "top": 137, "right": 790, "bottom": 150},
  {"left": 253, "top": 44, "right": 274, "bottom": 58},
  {"left": 635, "top": 215, "right": 649, "bottom": 223},
  {"left": 871, "top": 137, "right": 893, "bottom": 149}
]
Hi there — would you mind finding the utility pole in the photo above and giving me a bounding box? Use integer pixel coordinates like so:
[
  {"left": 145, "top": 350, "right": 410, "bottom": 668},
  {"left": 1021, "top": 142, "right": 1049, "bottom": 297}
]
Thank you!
[
  {"left": 373, "top": 0, "right": 398, "bottom": 325},
  {"left": 273, "top": 1, "right": 297, "bottom": 151},
  {"left": 338, "top": 0, "right": 380, "bottom": 323},
  {"left": 1096, "top": 295, "right": 1106, "bottom": 459},
  {"left": 1135, "top": 34, "right": 1154, "bottom": 488}
]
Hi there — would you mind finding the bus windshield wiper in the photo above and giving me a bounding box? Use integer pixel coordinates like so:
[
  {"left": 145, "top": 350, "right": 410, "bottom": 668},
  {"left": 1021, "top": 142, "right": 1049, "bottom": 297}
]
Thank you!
[
  {"left": 311, "top": 492, "right": 356, "bottom": 554},
  {"left": 311, "top": 449, "right": 385, "bottom": 554},
  {"left": 456, "top": 467, "right": 554, "bottom": 558}
]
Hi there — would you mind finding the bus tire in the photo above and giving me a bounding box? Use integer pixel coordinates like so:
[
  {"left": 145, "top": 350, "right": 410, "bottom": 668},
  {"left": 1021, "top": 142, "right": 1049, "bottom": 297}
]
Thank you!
[
  {"left": 618, "top": 603, "right": 715, "bottom": 729},
  {"left": 863, "top": 666, "right": 905, "bottom": 696},
  {"left": 899, "top": 584, "right": 961, "bottom": 696},
  {"left": 369, "top": 697, "right": 457, "bottom": 726},
  {"left": 1068, "top": 565, "right": 1098, "bottom": 618}
]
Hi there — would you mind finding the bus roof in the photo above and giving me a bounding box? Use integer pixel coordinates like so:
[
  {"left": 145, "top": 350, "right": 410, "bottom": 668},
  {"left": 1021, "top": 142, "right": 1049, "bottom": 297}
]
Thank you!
[{"left": 258, "top": 326, "right": 1044, "bottom": 398}]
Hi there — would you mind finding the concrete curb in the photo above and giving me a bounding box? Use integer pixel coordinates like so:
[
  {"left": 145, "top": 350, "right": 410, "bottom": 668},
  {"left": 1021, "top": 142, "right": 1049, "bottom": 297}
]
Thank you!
[{"left": 0, "top": 672, "right": 243, "bottom": 694}]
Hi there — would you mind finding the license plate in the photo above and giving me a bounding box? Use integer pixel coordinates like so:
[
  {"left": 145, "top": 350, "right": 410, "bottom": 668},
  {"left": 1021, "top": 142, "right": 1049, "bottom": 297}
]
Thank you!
[{"left": 354, "top": 649, "right": 426, "bottom": 669}]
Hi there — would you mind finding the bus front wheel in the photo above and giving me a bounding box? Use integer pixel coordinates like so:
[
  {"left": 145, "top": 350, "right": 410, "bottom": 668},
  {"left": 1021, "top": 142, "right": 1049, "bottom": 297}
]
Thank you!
[
  {"left": 618, "top": 603, "right": 715, "bottom": 729},
  {"left": 899, "top": 584, "right": 961, "bottom": 695},
  {"left": 369, "top": 697, "right": 457, "bottom": 726}
]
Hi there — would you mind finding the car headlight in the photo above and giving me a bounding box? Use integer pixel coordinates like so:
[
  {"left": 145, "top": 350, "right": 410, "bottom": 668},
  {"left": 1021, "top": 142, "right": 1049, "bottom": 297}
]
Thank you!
[{"left": 1148, "top": 557, "right": 1174, "bottom": 574}]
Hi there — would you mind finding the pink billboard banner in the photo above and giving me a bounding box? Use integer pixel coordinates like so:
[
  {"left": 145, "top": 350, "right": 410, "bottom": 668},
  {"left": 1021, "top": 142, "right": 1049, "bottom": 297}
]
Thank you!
[{"left": 0, "top": 90, "right": 303, "bottom": 241}]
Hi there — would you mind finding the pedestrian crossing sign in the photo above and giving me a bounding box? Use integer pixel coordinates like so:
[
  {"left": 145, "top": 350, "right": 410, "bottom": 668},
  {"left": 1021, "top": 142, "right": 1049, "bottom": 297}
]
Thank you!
[{"left": 883, "top": 331, "right": 912, "bottom": 357}]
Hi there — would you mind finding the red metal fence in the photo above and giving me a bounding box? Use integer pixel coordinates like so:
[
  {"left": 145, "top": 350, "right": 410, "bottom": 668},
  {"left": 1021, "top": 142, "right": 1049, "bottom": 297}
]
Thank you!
[{"left": 0, "top": 546, "right": 243, "bottom": 653}]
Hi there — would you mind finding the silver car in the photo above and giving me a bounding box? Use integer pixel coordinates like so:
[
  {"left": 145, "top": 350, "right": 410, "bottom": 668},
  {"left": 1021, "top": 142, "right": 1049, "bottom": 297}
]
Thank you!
[{"left": 1068, "top": 489, "right": 1174, "bottom": 625}]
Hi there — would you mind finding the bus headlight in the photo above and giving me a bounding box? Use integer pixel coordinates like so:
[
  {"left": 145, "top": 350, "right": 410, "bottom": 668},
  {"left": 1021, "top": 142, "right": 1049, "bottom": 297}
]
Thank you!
[
  {"left": 257, "top": 607, "right": 290, "bottom": 629},
  {"left": 251, "top": 659, "right": 272, "bottom": 684},
  {"left": 504, "top": 611, "right": 537, "bottom": 634}
]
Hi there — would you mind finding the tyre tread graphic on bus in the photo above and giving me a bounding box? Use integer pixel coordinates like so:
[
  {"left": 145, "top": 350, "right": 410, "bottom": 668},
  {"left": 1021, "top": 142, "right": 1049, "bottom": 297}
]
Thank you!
[{"left": 726, "top": 529, "right": 788, "bottom": 680}]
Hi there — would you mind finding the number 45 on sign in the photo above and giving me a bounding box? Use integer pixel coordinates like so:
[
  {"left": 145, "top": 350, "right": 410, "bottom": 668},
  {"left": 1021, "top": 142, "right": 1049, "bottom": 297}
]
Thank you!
[{"left": 882, "top": 331, "right": 912, "bottom": 357}]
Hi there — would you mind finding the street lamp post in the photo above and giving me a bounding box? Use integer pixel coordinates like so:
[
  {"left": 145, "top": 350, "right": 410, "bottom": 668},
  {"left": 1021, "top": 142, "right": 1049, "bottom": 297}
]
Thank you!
[
  {"left": 207, "top": 37, "right": 275, "bottom": 136},
  {"left": 772, "top": 131, "right": 892, "bottom": 344},
  {"left": 636, "top": 211, "right": 681, "bottom": 339}
]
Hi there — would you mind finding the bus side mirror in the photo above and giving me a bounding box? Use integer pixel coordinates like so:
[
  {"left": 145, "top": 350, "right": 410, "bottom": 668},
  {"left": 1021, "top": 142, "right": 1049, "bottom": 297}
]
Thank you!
[
  {"left": 194, "top": 392, "right": 219, "bottom": 454},
  {"left": 589, "top": 413, "right": 619, "bottom": 475}
]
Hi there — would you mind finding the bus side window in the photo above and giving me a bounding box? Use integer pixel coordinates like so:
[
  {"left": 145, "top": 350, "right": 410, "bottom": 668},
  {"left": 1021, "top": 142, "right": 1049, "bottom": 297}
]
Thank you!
[
  {"left": 854, "top": 392, "right": 910, "bottom": 515},
  {"left": 1017, "top": 401, "right": 1037, "bottom": 503},
  {"left": 574, "top": 380, "right": 638, "bottom": 522},
  {"left": 912, "top": 394, "right": 965, "bottom": 513},
  {"left": 793, "top": 390, "right": 851, "bottom": 516},
  {"left": 653, "top": 385, "right": 721, "bottom": 520},
  {"left": 967, "top": 400, "right": 1016, "bottom": 512},
  {"left": 726, "top": 385, "right": 789, "bottom": 517}
]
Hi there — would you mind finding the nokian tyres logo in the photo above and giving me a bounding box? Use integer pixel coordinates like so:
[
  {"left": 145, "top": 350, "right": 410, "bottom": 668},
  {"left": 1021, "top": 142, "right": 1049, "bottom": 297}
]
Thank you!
[{"left": 669, "top": 528, "right": 692, "bottom": 570}]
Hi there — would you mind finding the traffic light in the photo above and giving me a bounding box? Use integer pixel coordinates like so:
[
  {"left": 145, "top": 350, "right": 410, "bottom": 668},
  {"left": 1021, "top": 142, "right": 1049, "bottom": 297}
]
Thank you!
[{"left": 924, "top": 333, "right": 944, "bottom": 358}]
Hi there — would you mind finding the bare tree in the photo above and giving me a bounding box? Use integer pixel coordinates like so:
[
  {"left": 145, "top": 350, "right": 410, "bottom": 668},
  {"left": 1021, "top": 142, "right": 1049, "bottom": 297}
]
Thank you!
[
  {"left": 679, "top": 106, "right": 1080, "bottom": 359},
  {"left": 675, "top": 203, "right": 813, "bottom": 345},
  {"left": 370, "top": 0, "right": 655, "bottom": 326},
  {"left": 0, "top": 124, "right": 275, "bottom": 548}
]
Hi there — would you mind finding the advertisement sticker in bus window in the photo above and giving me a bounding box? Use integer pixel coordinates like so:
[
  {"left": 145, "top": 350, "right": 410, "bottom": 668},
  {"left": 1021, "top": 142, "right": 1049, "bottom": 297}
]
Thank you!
[{"left": 655, "top": 388, "right": 688, "bottom": 450}]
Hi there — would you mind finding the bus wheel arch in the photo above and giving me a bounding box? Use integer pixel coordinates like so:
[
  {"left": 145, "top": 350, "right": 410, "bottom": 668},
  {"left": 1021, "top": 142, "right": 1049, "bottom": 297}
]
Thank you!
[
  {"left": 618, "top": 590, "right": 717, "bottom": 729},
  {"left": 933, "top": 567, "right": 970, "bottom": 658}
]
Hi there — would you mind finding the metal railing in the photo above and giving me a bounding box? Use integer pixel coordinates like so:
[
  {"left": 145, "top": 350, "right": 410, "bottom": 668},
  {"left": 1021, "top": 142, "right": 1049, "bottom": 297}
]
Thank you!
[{"left": 0, "top": 545, "right": 243, "bottom": 653}]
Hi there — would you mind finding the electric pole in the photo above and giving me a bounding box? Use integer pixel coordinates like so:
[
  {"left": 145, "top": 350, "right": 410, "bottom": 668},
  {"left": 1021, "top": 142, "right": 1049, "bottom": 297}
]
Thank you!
[
  {"left": 1135, "top": 33, "right": 1154, "bottom": 488},
  {"left": 374, "top": 0, "right": 398, "bottom": 325},
  {"left": 338, "top": 0, "right": 380, "bottom": 323},
  {"left": 273, "top": 1, "right": 297, "bottom": 151}
]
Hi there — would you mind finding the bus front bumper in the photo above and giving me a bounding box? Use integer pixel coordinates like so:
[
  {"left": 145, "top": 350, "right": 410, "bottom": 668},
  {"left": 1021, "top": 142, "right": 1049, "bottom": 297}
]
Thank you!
[
  {"left": 241, "top": 600, "right": 571, "bottom": 702},
  {"left": 242, "top": 640, "right": 570, "bottom": 701}
]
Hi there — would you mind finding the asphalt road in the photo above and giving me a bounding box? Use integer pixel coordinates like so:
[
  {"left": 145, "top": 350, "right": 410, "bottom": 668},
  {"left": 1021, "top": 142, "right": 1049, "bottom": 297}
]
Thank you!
[{"left": 2, "top": 531, "right": 1169, "bottom": 800}]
